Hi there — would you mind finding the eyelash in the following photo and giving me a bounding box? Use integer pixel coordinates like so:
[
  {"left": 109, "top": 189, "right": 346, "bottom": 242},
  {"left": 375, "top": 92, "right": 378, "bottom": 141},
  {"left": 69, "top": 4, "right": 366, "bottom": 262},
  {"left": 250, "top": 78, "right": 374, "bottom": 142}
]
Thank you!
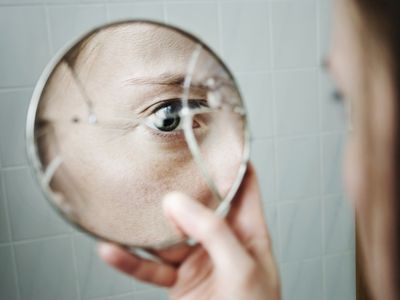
[
  {"left": 143, "top": 98, "right": 208, "bottom": 141},
  {"left": 148, "top": 98, "right": 208, "bottom": 114}
]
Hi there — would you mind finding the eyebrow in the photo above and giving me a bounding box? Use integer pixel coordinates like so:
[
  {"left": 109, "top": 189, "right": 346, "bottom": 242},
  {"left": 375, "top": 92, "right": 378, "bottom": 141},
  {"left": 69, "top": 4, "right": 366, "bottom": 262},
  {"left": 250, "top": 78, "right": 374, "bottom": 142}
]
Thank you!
[{"left": 123, "top": 73, "right": 191, "bottom": 87}]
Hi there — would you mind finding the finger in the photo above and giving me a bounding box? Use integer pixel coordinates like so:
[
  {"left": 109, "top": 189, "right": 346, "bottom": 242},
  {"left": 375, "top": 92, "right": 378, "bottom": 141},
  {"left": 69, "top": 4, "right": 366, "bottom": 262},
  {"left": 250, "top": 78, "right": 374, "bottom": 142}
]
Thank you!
[
  {"left": 98, "top": 243, "right": 177, "bottom": 287},
  {"left": 228, "top": 163, "right": 275, "bottom": 261},
  {"left": 163, "top": 192, "right": 254, "bottom": 275},
  {"left": 150, "top": 243, "right": 194, "bottom": 265}
]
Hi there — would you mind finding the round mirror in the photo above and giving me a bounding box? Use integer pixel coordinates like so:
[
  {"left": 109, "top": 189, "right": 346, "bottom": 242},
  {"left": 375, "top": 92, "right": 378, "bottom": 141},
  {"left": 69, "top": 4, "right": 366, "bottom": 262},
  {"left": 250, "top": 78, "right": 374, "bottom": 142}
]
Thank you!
[{"left": 26, "top": 20, "right": 250, "bottom": 251}]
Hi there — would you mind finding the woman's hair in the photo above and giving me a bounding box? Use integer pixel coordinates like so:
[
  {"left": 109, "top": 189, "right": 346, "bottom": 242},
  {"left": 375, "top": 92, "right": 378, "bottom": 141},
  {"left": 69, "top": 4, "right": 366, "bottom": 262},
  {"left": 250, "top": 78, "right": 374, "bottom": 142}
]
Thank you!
[{"left": 350, "top": 0, "right": 399, "bottom": 298}]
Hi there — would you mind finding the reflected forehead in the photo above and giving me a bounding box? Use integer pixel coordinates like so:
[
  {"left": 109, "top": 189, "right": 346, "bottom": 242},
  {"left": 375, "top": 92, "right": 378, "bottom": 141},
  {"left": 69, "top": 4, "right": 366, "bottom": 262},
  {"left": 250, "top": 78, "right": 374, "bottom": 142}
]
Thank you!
[{"left": 97, "top": 23, "right": 197, "bottom": 58}]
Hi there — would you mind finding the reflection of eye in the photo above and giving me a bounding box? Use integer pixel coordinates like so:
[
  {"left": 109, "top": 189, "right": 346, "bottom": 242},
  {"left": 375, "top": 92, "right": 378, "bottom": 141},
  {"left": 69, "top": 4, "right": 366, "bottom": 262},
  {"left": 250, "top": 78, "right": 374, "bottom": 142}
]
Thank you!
[
  {"left": 145, "top": 99, "right": 208, "bottom": 132},
  {"left": 152, "top": 101, "right": 182, "bottom": 132}
]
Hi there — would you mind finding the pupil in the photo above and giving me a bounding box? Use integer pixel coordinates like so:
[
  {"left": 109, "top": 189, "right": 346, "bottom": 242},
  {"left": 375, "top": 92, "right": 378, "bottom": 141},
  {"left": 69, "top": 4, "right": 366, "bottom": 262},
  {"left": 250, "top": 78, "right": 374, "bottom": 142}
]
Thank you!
[
  {"left": 155, "top": 114, "right": 180, "bottom": 132},
  {"left": 153, "top": 101, "right": 186, "bottom": 132}
]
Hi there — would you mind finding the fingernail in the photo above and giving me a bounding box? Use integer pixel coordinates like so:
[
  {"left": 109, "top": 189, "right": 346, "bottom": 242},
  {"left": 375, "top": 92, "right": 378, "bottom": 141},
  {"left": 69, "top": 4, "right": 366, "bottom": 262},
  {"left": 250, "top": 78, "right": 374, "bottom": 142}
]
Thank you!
[
  {"left": 97, "top": 242, "right": 114, "bottom": 258},
  {"left": 163, "top": 192, "right": 199, "bottom": 219}
]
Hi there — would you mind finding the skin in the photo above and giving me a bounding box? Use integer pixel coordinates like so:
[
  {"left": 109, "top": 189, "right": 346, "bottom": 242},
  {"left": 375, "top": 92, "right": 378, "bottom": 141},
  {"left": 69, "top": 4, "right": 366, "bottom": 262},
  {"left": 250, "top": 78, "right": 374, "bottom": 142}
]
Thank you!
[
  {"left": 37, "top": 23, "right": 243, "bottom": 248},
  {"left": 100, "top": 165, "right": 281, "bottom": 300},
  {"left": 330, "top": 0, "right": 395, "bottom": 298},
  {"left": 98, "top": 1, "right": 397, "bottom": 299}
]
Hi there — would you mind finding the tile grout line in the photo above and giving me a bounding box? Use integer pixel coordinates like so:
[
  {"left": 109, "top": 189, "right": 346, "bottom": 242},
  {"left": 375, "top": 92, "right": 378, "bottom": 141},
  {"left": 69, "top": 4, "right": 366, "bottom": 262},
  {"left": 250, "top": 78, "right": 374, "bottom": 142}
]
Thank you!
[
  {"left": 315, "top": 0, "right": 328, "bottom": 299},
  {"left": 267, "top": 0, "right": 282, "bottom": 264},
  {"left": 1, "top": 172, "right": 22, "bottom": 300},
  {"left": 89, "top": 291, "right": 135, "bottom": 300},
  {"left": 105, "top": 2, "right": 110, "bottom": 23},
  {"left": 44, "top": 2, "right": 54, "bottom": 55},
  {"left": 162, "top": 0, "right": 168, "bottom": 23},
  {"left": 279, "top": 248, "right": 355, "bottom": 266},
  {"left": 216, "top": 0, "right": 224, "bottom": 57},
  {"left": 6, "top": 232, "right": 74, "bottom": 246},
  {"left": 0, "top": 165, "right": 28, "bottom": 171},
  {"left": 249, "top": 130, "right": 346, "bottom": 143},
  {"left": 70, "top": 236, "right": 82, "bottom": 300},
  {"left": 0, "top": 86, "right": 33, "bottom": 93},
  {"left": 235, "top": 66, "right": 319, "bottom": 75}
]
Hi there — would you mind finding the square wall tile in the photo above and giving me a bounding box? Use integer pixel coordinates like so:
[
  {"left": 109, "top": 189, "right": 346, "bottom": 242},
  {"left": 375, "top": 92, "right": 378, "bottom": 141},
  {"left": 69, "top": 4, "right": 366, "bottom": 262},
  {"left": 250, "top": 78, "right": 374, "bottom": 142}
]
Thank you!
[
  {"left": 107, "top": 3, "right": 164, "bottom": 22},
  {"left": 0, "top": 89, "right": 31, "bottom": 167},
  {"left": 107, "top": 0, "right": 163, "bottom": 2},
  {"left": 14, "top": 237, "right": 78, "bottom": 300},
  {"left": 279, "top": 199, "right": 322, "bottom": 262},
  {"left": 220, "top": 2, "right": 270, "bottom": 72},
  {"left": 263, "top": 204, "right": 280, "bottom": 260},
  {"left": 134, "top": 281, "right": 158, "bottom": 293},
  {"left": 280, "top": 258, "right": 323, "bottom": 300},
  {"left": 166, "top": 2, "right": 219, "bottom": 53},
  {"left": 325, "top": 253, "right": 356, "bottom": 300},
  {"left": 105, "top": 293, "right": 135, "bottom": 300},
  {"left": 276, "top": 137, "right": 320, "bottom": 201},
  {"left": 134, "top": 288, "right": 168, "bottom": 300},
  {"left": 4, "top": 168, "right": 72, "bottom": 241},
  {"left": 0, "top": 6, "right": 50, "bottom": 87},
  {"left": 165, "top": 0, "right": 215, "bottom": 2},
  {"left": 44, "top": 0, "right": 81, "bottom": 3},
  {"left": 251, "top": 139, "right": 276, "bottom": 203},
  {"left": 324, "top": 195, "right": 355, "bottom": 253},
  {"left": 322, "top": 133, "right": 345, "bottom": 195},
  {"left": 0, "top": 0, "right": 41, "bottom": 4},
  {"left": 0, "top": 245, "right": 19, "bottom": 300},
  {"left": 318, "top": 0, "right": 333, "bottom": 62},
  {"left": 73, "top": 234, "right": 133, "bottom": 300},
  {"left": 48, "top": 4, "right": 107, "bottom": 53},
  {"left": 319, "top": 71, "right": 347, "bottom": 132},
  {"left": 275, "top": 70, "right": 318, "bottom": 136},
  {"left": 271, "top": 2, "right": 317, "bottom": 69},
  {"left": 237, "top": 73, "right": 273, "bottom": 139},
  {"left": 0, "top": 172, "right": 11, "bottom": 243}
]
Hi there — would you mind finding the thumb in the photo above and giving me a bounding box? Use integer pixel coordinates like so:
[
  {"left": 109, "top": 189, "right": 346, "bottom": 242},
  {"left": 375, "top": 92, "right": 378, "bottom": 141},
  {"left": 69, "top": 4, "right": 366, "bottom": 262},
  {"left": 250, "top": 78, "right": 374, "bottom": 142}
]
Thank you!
[{"left": 163, "top": 192, "right": 253, "bottom": 273}]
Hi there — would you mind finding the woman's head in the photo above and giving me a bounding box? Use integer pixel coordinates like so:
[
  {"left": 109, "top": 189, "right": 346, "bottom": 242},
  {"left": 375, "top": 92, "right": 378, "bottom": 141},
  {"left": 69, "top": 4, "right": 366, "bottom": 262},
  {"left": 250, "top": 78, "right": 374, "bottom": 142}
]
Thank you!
[{"left": 329, "top": 0, "right": 399, "bottom": 298}]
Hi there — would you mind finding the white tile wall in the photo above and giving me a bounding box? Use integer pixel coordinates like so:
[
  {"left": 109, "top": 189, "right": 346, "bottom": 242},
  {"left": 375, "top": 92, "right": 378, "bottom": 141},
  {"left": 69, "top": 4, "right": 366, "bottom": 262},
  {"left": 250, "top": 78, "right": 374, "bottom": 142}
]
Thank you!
[
  {"left": 14, "top": 237, "right": 78, "bottom": 300},
  {"left": 0, "top": 6, "right": 51, "bottom": 87},
  {"left": 73, "top": 234, "right": 133, "bottom": 300},
  {"left": 271, "top": 2, "right": 317, "bottom": 69},
  {"left": 325, "top": 253, "right": 356, "bottom": 300},
  {"left": 0, "top": 245, "right": 19, "bottom": 300},
  {"left": 0, "top": 89, "right": 32, "bottom": 167},
  {"left": 280, "top": 258, "right": 323, "bottom": 300},
  {"left": 251, "top": 139, "right": 276, "bottom": 202},
  {"left": 107, "top": 2, "right": 164, "bottom": 22},
  {"left": 274, "top": 70, "right": 319, "bottom": 136},
  {"left": 220, "top": 1, "right": 271, "bottom": 72},
  {"left": 4, "top": 168, "right": 72, "bottom": 241},
  {"left": 0, "top": 0, "right": 355, "bottom": 299},
  {"left": 279, "top": 199, "right": 322, "bottom": 262},
  {"left": 238, "top": 72, "right": 274, "bottom": 139},
  {"left": 276, "top": 136, "right": 320, "bottom": 201},
  {"left": 47, "top": 4, "right": 107, "bottom": 53},
  {"left": 165, "top": 2, "right": 219, "bottom": 53}
]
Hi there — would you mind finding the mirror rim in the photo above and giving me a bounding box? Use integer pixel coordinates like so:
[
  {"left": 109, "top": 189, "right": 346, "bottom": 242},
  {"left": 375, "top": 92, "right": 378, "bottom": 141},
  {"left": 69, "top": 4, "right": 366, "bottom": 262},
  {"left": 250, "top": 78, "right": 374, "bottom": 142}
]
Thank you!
[{"left": 25, "top": 19, "right": 251, "bottom": 251}]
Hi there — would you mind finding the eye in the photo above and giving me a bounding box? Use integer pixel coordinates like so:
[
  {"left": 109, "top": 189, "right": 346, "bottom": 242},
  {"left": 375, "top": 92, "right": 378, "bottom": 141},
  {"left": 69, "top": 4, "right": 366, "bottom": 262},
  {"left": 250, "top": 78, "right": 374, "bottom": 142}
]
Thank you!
[
  {"left": 144, "top": 99, "right": 208, "bottom": 133},
  {"left": 151, "top": 101, "right": 182, "bottom": 132}
]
